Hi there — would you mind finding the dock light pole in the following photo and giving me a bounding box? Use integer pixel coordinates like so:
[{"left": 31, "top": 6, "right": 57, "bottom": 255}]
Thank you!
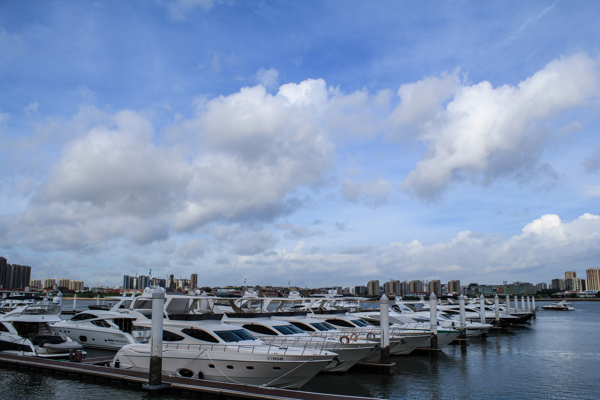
[
  {"left": 494, "top": 295, "right": 500, "bottom": 326},
  {"left": 429, "top": 293, "right": 438, "bottom": 350},
  {"left": 380, "top": 294, "right": 390, "bottom": 366},
  {"left": 144, "top": 287, "right": 168, "bottom": 390}
]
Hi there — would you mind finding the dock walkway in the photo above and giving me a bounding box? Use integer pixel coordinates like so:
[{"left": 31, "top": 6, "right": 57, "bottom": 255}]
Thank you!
[{"left": 0, "top": 353, "right": 383, "bottom": 400}]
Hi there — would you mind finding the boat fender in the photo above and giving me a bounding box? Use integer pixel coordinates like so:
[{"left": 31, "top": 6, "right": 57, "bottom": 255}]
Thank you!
[
  {"left": 339, "top": 335, "right": 350, "bottom": 344},
  {"left": 366, "top": 332, "right": 376, "bottom": 340},
  {"left": 350, "top": 333, "right": 359, "bottom": 342}
]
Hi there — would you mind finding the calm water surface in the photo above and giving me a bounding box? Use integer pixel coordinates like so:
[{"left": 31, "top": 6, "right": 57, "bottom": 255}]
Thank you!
[{"left": 1, "top": 301, "right": 598, "bottom": 400}]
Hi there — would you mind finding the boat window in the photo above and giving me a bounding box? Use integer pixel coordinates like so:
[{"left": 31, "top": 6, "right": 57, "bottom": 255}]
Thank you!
[
  {"left": 181, "top": 328, "right": 219, "bottom": 343},
  {"left": 352, "top": 319, "right": 368, "bottom": 327},
  {"left": 91, "top": 320, "right": 111, "bottom": 328},
  {"left": 163, "top": 330, "right": 185, "bottom": 342},
  {"left": 0, "top": 323, "right": 9, "bottom": 332},
  {"left": 273, "top": 324, "right": 304, "bottom": 335},
  {"left": 327, "top": 319, "right": 353, "bottom": 328},
  {"left": 290, "top": 322, "right": 314, "bottom": 332},
  {"left": 310, "top": 322, "right": 334, "bottom": 331},
  {"left": 242, "top": 324, "right": 277, "bottom": 336},
  {"left": 118, "top": 300, "right": 132, "bottom": 309},
  {"left": 214, "top": 329, "right": 258, "bottom": 343},
  {"left": 71, "top": 313, "right": 96, "bottom": 321}
]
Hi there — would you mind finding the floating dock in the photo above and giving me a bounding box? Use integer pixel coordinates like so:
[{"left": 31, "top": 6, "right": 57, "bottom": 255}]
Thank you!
[{"left": 0, "top": 353, "right": 383, "bottom": 400}]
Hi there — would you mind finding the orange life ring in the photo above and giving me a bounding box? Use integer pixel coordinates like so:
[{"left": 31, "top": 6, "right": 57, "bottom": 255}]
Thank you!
[
  {"left": 350, "top": 333, "right": 359, "bottom": 342},
  {"left": 367, "top": 332, "right": 376, "bottom": 340},
  {"left": 339, "top": 335, "right": 350, "bottom": 344}
]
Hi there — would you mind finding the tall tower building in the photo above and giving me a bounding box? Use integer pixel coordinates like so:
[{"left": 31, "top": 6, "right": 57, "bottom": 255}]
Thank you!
[
  {"left": 586, "top": 268, "right": 600, "bottom": 292},
  {"left": 565, "top": 271, "right": 577, "bottom": 279},
  {"left": 367, "top": 280, "right": 380, "bottom": 297},
  {"left": 191, "top": 273, "right": 198, "bottom": 290}
]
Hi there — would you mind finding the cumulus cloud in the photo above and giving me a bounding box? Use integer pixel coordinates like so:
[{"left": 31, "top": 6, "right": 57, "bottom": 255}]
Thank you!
[
  {"left": 400, "top": 53, "right": 600, "bottom": 200},
  {"left": 172, "top": 80, "right": 334, "bottom": 231}
]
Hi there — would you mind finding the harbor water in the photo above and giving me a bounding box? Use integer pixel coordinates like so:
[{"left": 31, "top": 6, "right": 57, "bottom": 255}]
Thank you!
[{"left": 1, "top": 300, "right": 598, "bottom": 400}]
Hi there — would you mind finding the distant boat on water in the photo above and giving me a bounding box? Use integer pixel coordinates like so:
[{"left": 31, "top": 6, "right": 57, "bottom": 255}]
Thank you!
[{"left": 542, "top": 299, "right": 575, "bottom": 311}]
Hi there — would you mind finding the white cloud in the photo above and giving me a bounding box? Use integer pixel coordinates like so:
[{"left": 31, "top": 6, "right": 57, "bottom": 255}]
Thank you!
[
  {"left": 342, "top": 177, "right": 391, "bottom": 207},
  {"left": 256, "top": 68, "right": 279, "bottom": 91},
  {"left": 401, "top": 53, "right": 600, "bottom": 200}
]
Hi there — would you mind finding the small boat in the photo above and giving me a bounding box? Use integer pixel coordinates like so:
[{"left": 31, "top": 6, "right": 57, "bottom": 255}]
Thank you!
[{"left": 542, "top": 300, "right": 575, "bottom": 311}]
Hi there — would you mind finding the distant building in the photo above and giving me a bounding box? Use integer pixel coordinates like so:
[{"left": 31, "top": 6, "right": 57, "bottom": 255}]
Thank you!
[
  {"left": 58, "top": 278, "right": 70, "bottom": 288},
  {"left": 367, "top": 280, "right": 380, "bottom": 297},
  {"left": 428, "top": 280, "right": 441, "bottom": 296},
  {"left": 536, "top": 282, "right": 548, "bottom": 292},
  {"left": 586, "top": 268, "right": 600, "bottom": 292},
  {"left": 469, "top": 282, "right": 536, "bottom": 296},
  {"left": 551, "top": 279, "right": 566, "bottom": 291},
  {"left": 43, "top": 278, "right": 56, "bottom": 289},
  {"left": 0, "top": 258, "right": 32, "bottom": 290},
  {"left": 29, "top": 279, "right": 42, "bottom": 290},
  {"left": 409, "top": 280, "right": 424, "bottom": 294},
  {"left": 565, "top": 271, "right": 577, "bottom": 279},
  {"left": 354, "top": 285, "right": 367, "bottom": 296},
  {"left": 191, "top": 273, "right": 198, "bottom": 290},
  {"left": 448, "top": 280, "right": 461, "bottom": 294}
]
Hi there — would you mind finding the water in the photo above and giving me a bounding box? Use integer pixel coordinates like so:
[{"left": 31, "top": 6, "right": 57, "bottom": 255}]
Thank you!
[{"left": 1, "top": 301, "right": 599, "bottom": 400}]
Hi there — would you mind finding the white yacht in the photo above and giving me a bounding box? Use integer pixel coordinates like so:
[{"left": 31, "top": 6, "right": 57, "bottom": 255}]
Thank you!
[
  {"left": 51, "top": 309, "right": 139, "bottom": 350},
  {"left": 0, "top": 303, "right": 83, "bottom": 358},
  {"left": 113, "top": 317, "right": 337, "bottom": 389},
  {"left": 222, "top": 314, "right": 377, "bottom": 371}
]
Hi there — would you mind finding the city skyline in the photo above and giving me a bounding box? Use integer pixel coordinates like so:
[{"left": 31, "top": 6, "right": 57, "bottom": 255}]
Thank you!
[{"left": 2, "top": 2, "right": 600, "bottom": 288}]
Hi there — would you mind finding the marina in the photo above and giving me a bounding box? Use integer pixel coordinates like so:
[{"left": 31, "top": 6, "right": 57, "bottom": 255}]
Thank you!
[{"left": 1, "top": 296, "right": 599, "bottom": 399}]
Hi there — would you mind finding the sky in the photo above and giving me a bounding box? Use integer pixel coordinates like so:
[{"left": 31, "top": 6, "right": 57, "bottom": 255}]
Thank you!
[{"left": 1, "top": 0, "right": 600, "bottom": 289}]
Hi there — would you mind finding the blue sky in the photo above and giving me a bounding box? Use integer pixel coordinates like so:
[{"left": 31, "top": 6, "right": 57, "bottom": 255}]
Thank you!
[{"left": 1, "top": 0, "right": 600, "bottom": 289}]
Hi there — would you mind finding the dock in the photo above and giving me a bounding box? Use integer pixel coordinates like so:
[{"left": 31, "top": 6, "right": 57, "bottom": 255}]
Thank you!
[{"left": 0, "top": 353, "right": 384, "bottom": 400}]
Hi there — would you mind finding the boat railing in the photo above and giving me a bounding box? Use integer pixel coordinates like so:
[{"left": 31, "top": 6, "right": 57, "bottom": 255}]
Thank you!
[{"left": 161, "top": 342, "right": 332, "bottom": 356}]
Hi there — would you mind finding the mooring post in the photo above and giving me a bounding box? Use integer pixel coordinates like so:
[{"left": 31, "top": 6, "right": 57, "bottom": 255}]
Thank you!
[
  {"left": 73, "top": 294, "right": 77, "bottom": 312},
  {"left": 458, "top": 294, "right": 466, "bottom": 347},
  {"left": 143, "top": 286, "right": 168, "bottom": 390},
  {"left": 514, "top": 295, "right": 519, "bottom": 313},
  {"left": 532, "top": 296, "right": 536, "bottom": 311},
  {"left": 380, "top": 294, "right": 390, "bottom": 367},
  {"left": 429, "top": 292, "right": 438, "bottom": 351},
  {"left": 53, "top": 292, "right": 63, "bottom": 318},
  {"left": 479, "top": 294, "right": 486, "bottom": 324},
  {"left": 494, "top": 295, "right": 500, "bottom": 326},
  {"left": 527, "top": 296, "right": 531, "bottom": 311},
  {"left": 521, "top": 296, "right": 525, "bottom": 311}
]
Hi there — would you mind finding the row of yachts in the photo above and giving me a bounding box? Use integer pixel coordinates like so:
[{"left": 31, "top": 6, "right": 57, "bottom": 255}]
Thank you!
[{"left": 0, "top": 290, "right": 536, "bottom": 389}]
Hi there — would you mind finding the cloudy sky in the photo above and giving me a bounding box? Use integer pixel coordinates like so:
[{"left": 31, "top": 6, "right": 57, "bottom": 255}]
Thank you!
[{"left": 1, "top": 1, "right": 600, "bottom": 289}]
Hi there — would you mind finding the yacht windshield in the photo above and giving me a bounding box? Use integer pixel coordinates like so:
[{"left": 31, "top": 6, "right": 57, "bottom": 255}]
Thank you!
[
  {"left": 352, "top": 319, "right": 368, "bottom": 327},
  {"left": 274, "top": 324, "right": 304, "bottom": 335},
  {"left": 215, "top": 329, "right": 258, "bottom": 342},
  {"left": 310, "top": 322, "right": 335, "bottom": 331}
]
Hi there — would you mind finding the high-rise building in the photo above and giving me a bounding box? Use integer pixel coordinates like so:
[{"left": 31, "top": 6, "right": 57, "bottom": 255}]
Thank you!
[
  {"left": 448, "top": 280, "right": 461, "bottom": 294},
  {"left": 551, "top": 279, "right": 565, "bottom": 291},
  {"left": 565, "top": 271, "right": 577, "bottom": 279},
  {"left": 123, "top": 275, "right": 135, "bottom": 290},
  {"left": 429, "top": 280, "right": 441, "bottom": 296},
  {"left": 191, "top": 273, "right": 198, "bottom": 290},
  {"left": 0, "top": 258, "right": 32, "bottom": 290},
  {"left": 367, "top": 280, "right": 380, "bottom": 297},
  {"left": 30, "top": 279, "right": 42, "bottom": 289},
  {"left": 586, "top": 268, "right": 600, "bottom": 292},
  {"left": 58, "top": 278, "right": 70, "bottom": 288},
  {"left": 354, "top": 286, "right": 367, "bottom": 296},
  {"left": 43, "top": 278, "right": 56, "bottom": 289},
  {"left": 536, "top": 282, "right": 548, "bottom": 292},
  {"left": 409, "top": 280, "right": 424, "bottom": 294}
]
